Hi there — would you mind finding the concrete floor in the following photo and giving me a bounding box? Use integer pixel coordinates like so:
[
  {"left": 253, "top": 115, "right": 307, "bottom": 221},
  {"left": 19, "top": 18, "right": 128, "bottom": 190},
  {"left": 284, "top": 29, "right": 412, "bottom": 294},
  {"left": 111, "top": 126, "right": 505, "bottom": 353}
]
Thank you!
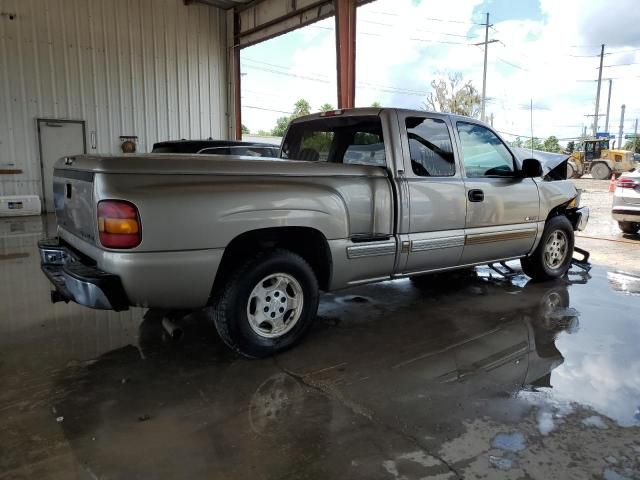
[{"left": 1, "top": 214, "right": 640, "bottom": 480}]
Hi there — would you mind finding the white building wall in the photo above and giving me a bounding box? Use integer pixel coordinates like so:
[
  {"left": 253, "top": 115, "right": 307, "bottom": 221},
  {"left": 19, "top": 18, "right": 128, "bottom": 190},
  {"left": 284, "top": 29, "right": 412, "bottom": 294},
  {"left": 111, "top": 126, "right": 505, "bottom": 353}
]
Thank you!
[{"left": 0, "top": 0, "right": 229, "bottom": 198}]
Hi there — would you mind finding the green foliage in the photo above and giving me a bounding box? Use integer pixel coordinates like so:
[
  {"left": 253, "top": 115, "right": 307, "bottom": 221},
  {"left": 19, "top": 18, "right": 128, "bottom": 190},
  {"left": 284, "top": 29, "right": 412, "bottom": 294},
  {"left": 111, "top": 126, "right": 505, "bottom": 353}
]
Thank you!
[
  {"left": 271, "top": 117, "right": 291, "bottom": 137},
  {"left": 371, "top": 101, "right": 382, "bottom": 108},
  {"left": 511, "top": 136, "right": 523, "bottom": 148},
  {"left": 623, "top": 139, "right": 640, "bottom": 154},
  {"left": 241, "top": 123, "right": 250, "bottom": 134},
  {"left": 319, "top": 103, "right": 334, "bottom": 112},
  {"left": 542, "top": 136, "right": 562, "bottom": 153},
  {"left": 256, "top": 129, "right": 271, "bottom": 136},
  {"left": 423, "top": 73, "right": 481, "bottom": 118},
  {"left": 523, "top": 137, "right": 544, "bottom": 150},
  {"left": 566, "top": 141, "right": 575, "bottom": 153},
  {"left": 270, "top": 98, "right": 313, "bottom": 136}
]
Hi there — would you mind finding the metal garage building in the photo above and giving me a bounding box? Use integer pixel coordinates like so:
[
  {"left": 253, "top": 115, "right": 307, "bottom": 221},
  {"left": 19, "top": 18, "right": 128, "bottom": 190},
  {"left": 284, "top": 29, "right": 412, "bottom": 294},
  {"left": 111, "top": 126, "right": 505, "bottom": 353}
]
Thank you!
[{"left": 0, "top": 0, "right": 363, "bottom": 211}]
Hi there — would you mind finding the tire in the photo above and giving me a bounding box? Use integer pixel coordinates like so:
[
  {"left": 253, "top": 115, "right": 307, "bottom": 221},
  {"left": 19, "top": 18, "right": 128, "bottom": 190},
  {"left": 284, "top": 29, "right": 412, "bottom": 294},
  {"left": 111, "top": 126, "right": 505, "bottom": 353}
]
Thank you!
[
  {"left": 618, "top": 221, "right": 640, "bottom": 234},
  {"left": 212, "top": 249, "right": 319, "bottom": 358},
  {"left": 566, "top": 163, "right": 576, "bottom": 179},
  {"left": 521, "top": 216, "right": 574, "bottom": 281},
  {"left": 591, "top": 162, "right": 611, "bottom": 180}
]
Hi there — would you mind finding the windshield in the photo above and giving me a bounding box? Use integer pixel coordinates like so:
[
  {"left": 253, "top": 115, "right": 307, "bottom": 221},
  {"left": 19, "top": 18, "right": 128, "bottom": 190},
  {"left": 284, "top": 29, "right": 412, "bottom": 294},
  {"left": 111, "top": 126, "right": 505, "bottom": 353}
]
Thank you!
[{"left": 281, "top": 116, "right": 386, "bottom": 167}]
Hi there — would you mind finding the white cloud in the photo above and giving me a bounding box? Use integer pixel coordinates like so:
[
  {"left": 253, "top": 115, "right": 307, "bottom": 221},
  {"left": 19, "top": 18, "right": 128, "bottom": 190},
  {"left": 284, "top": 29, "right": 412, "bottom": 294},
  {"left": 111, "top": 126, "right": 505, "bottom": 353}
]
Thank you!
[{"left": 242, "top": 0, "right": 640, "bottom": 143}]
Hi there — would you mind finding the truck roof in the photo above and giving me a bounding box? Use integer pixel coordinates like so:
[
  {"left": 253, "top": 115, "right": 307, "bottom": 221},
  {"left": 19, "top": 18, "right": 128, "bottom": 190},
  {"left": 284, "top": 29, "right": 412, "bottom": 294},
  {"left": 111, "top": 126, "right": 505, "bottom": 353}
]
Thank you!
[{"left": 290, "top": 107, "right": 485, "bottom": 125}]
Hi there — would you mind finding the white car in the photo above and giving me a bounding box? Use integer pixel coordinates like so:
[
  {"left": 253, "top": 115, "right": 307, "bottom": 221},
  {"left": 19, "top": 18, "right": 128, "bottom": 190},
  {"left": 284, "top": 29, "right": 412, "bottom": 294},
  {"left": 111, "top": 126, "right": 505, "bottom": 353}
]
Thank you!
[{"left": 613, "top": 169, "right": 640, "bottom": 234}]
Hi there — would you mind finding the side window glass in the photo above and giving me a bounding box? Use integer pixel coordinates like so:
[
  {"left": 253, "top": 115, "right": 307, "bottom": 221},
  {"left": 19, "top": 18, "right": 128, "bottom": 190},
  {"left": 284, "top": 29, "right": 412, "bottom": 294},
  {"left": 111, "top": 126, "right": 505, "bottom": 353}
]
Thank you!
[
  {"left": 456, "top": 122, "right": 515, "bottom": 177},
  {"left": 343, "top": 132, "right": 386, "bottom": 166},
  {"left": 405, "top": 117, "right": 455, "bottom": 177}
]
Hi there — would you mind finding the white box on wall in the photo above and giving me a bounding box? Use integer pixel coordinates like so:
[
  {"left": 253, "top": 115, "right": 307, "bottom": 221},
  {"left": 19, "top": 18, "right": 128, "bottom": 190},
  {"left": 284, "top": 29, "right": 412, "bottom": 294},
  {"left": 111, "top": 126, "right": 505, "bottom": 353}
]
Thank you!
[{"left": 0, "top": 195, "right": 42, "bottom": 217}]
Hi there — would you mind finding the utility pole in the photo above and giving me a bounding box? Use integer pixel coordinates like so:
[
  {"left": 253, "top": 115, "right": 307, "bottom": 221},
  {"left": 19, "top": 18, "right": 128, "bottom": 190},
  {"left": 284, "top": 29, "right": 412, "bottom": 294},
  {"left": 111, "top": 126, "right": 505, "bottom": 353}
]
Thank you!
[
  {"left": 633, "top": 119, "right": 638, "bottom": 153},
  {"left": 604, "top": 79, "right": 612, "bottom": 133},
  {"left": 618, "top": 104, "right": 625, "bottom": 150},
  {"left": 476, "top": 13, "right": 498, "bottom": 122},
  {"left": 490, "top": 112, "right": 494, "bottom": 127},
  {"left": 593, "top": 44, "right": 605, "bottom": 136}
]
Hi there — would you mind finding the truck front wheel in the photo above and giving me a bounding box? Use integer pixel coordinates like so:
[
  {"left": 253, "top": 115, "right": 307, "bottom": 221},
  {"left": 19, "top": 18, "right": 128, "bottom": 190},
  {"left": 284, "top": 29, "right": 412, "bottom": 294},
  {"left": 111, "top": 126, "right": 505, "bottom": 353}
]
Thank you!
[
  {"left": 212, "top": 249, "right": 319, "bottom": 358},
  {"left": 521, "top": 216, "right": 574, "bottom": 281}
]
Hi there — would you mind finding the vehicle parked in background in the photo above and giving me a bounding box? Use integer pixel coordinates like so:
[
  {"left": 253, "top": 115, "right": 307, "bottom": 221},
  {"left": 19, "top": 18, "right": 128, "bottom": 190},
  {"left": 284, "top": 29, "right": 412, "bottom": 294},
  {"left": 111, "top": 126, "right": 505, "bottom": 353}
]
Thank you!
[
  {"left": 40, "top": 108, "right": 589, "bottom": 357},
  {"left": 612, "top": 170, "right": 640, "bottom": 234},
  {"left": 567, "top": 137, "right": 635, "bottom": 180},
  {"left": 152, "top": 139, "right": 279, "bottom": 157}
]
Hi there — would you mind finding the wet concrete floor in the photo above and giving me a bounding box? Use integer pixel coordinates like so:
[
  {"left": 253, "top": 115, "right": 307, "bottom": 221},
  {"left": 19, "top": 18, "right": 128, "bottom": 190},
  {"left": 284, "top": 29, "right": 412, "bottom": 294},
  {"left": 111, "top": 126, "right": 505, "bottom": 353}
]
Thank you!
[{"left": 1, "top": 215, "right": 640, "bottom": 479}]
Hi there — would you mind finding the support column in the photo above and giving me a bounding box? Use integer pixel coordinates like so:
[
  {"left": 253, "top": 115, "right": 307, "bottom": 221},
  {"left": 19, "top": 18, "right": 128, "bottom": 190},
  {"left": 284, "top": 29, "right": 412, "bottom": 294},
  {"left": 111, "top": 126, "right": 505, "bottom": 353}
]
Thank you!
[
  {"left": 233, "top": 11, "right": 242, "bottom": 140},
  {"left": 226, "top": 9, "right": 242, "bottom": 140},
  {"left": 334, "top": 0, "right": 356, "bottom": 109}
]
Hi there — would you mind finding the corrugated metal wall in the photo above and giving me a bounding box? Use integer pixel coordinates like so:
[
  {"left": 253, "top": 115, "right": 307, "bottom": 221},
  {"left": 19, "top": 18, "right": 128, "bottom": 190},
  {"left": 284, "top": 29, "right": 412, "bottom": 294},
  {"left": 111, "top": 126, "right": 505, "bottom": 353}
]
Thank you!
[{"left": 0, "top": 0, "right": 229, "bottom": 198}]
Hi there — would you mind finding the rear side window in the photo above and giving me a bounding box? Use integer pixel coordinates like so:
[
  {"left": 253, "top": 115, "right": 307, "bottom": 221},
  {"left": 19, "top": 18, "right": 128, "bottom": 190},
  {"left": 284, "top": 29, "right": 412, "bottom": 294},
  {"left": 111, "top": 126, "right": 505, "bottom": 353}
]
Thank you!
[
  {"left": 406, "top": 117, "right": 455, "bottom": 176},
  {"left": 456, "top": 122, "right": 515, "bottom": 177},
  {"left": 282, "top": 116, "right": 386, "bottom": 167}
]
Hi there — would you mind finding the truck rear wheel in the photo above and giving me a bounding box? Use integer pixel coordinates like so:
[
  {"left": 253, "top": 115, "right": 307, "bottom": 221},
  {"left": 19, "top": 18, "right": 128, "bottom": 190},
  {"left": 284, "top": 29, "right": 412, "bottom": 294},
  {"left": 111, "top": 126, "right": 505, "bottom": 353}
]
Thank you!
[
  {"left": 521, "top": 216, "right": 574, "bottom": 281},
  {"left": 212, "top": 249, "right": 319, "bottom": 358},
  {"left": 566, "top": 163, "right": 577, "bottom": 179},
  {"left": 591, "top": 162, "right": 611, "bottom": 180}
]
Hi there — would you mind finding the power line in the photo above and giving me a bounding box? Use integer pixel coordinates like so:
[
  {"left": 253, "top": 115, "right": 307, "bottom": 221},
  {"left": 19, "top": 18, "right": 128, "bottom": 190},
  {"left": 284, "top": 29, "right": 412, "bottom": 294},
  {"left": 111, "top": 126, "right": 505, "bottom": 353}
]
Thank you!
[
  {"left": 242, "top": 64, "right": 330, "bottom": 83},
  {"left": 602, "top": 62, "right": 640, "bottom": 68},
  {"left": 242, "top": 105, "right": 293, "bottom": 114},
  {"left": 368, "top": 10, "right": 485, "bottom": 25}
]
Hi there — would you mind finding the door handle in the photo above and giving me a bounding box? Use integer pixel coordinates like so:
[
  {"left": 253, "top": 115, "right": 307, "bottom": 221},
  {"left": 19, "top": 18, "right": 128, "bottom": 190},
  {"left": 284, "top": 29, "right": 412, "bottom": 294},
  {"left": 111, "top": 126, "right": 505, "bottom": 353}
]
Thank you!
[{"left": 468, "top": 189, "right": 484, "bottom": 202}]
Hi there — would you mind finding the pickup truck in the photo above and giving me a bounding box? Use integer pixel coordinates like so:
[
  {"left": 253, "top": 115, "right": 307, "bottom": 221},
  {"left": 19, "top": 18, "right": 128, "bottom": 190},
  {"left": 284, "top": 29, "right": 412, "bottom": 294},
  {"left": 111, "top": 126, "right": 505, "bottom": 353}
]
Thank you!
[{"left": 39, "top": 108, "right": 589, "bottom": 357}]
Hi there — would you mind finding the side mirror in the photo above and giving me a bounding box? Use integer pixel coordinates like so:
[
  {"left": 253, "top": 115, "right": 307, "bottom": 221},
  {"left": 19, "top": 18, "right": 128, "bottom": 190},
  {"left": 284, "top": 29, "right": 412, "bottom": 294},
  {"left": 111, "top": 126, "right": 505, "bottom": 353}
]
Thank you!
[{"left": 521, "top": 158, "right": 543, "bottom": 178}]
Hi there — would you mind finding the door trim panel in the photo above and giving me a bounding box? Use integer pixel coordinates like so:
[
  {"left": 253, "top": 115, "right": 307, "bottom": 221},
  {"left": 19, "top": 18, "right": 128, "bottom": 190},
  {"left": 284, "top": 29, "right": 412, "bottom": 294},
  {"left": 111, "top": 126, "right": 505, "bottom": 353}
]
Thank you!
[
  {"left": 346, "top": 241, "right": 396, "bottom": 259},
  {"left": 411, "top": 235, "right": 465, "bottom": 252},
  {"left": 465, "top": 228, "right": 537, "bottom": 245}
]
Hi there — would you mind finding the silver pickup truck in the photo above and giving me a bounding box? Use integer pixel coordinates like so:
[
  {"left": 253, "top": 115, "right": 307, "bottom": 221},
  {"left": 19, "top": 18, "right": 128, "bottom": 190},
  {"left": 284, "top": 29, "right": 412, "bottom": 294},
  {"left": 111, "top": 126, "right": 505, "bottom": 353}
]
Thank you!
[{"left": 39, "top": 108, "right": 588, "bottom": 357}]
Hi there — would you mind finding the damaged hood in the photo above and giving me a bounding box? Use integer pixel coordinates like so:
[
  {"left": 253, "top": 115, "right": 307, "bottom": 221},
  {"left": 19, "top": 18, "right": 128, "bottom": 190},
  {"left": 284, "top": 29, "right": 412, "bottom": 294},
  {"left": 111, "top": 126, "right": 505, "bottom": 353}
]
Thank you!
[{"left": 511, "top": 147, "right": 570, "bottom": 178}]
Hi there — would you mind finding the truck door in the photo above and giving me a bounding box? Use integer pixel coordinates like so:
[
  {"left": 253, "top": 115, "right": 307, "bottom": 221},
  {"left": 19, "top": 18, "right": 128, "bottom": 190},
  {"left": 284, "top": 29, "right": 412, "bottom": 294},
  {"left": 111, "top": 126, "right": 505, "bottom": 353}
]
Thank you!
[
  {"left": 453, "top": 121, "right": 540, "bottom": 264},
  {"left": 397, "top": 113, "right": 467, "bottom": 274}
]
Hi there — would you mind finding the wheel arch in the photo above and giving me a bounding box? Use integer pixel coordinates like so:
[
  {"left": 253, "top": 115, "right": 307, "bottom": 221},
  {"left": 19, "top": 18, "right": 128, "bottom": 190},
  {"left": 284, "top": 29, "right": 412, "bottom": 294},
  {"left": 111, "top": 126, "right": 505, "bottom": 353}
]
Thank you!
[{"left": 211, "top": 226, "right": 333, "bottom": 298}]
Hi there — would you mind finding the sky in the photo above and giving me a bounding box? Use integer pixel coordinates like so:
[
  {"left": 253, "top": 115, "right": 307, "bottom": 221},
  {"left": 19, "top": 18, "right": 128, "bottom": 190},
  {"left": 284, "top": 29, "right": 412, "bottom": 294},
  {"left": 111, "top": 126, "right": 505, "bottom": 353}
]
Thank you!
[{"left": 241, "top": 0, "right": 640, "bottom": 146}]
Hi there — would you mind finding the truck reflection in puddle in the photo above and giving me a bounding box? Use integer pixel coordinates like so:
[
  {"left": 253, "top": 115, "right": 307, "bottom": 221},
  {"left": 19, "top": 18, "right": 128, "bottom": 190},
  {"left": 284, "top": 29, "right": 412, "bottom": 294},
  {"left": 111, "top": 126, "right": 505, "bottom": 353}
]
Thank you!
[{"left": 50, "top": 270, "right": 581, "bottom": 478}]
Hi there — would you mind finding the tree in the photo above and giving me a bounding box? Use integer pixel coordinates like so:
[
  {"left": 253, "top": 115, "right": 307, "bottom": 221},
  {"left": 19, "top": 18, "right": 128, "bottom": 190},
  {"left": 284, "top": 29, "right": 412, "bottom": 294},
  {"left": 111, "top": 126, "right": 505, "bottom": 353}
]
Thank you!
[
  {"left": 241, "top": 123, "right": 250, "bottom": 135},
  {"left": 542, "top": 136, "right": 561, "bottom": 153},
  {"left": 257, "top": 129, "right": 271, "bottom": 136},
  {"left": 293, "top": 99, "right": 311, "bottom": 116},
  {"left": 271, "top": 98, "right": 312, "bottom": 136},
  {"left": 271, "top": 116, "right": 291, "bottom": 137},
  {"left": 371, "top": 101, "right": 382, "bottom": 108},
  {"left": 623, "top": 139, "right": 640, "bottom": 154},
  {"left": 566, "top": 141, "right": 575, "bottom": 153},
  {"left": 319, "top": 103, "right": 334, "bottom": 112},
  {"left": 511, "top": 136, "right": 523, "bottom": 148},
  {"left": 423, "top": 73, "right": 481, "bottom": 118},
  {"left": 523, "top": 137, "right": 543, "bottom": 150}
]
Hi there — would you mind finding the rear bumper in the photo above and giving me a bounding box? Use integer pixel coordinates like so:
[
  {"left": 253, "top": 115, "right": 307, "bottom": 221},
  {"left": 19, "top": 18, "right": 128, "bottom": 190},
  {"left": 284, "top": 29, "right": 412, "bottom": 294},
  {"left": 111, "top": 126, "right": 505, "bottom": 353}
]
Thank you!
[
  {"left": 612, "top": 206, "right": 640, "bottom": 222},
  {"left": 567, "top": 207, "right": 589, "bottom": 231},
  {"left": 39, "top": 238, "right": 129, "bottom": 311}
]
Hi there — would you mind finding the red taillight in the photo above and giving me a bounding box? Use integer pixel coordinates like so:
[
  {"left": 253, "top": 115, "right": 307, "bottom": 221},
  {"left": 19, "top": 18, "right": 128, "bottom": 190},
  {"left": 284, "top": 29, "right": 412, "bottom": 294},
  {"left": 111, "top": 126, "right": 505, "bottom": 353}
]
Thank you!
[
  {"left": 97, "top": 200, "right": 141, "bottom": 248},
  {"left": 616, "top": 177, "right": 639, "bottom": 189}
]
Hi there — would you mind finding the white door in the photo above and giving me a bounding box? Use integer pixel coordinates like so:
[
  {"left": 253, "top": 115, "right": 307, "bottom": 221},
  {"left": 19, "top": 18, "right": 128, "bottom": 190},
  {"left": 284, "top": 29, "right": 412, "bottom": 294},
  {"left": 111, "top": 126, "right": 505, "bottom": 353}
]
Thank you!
[{"left": 38, "top": 120, "right": 85, "bottom": 212}]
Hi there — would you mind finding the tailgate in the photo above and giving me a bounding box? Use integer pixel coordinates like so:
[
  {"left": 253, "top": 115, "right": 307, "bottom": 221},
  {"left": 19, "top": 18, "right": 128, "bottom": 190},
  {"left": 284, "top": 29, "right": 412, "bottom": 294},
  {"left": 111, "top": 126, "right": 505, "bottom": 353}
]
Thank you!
[{"left": 53, "top": 168, "right": 98, "bottom": 244}]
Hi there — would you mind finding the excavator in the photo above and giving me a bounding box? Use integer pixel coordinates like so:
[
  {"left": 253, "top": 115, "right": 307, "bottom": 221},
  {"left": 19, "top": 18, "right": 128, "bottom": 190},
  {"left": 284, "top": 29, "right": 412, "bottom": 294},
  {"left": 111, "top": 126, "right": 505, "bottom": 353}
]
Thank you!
[{"left": 567, "top": 137, "right": 636, "bottom": 180}]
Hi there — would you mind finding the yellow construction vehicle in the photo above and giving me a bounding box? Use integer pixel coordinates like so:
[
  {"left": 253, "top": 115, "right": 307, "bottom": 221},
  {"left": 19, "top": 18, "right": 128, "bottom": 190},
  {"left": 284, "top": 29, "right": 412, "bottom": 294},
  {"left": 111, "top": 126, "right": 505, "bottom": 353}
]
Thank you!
[{"left": 567, "top": 137, "right": 636, "bottom": 180}]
